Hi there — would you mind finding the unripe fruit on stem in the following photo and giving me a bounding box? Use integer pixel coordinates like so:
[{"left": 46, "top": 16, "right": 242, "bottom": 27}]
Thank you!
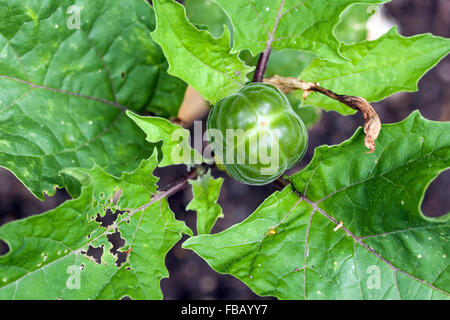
[{"left": 207, "top": 83, "right": 308, "bottom": 185}]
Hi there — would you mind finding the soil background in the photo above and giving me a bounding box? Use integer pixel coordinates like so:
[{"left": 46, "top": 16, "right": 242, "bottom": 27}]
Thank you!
[{"left": 0, "top": 0, "right": 449, "bottom": 299}]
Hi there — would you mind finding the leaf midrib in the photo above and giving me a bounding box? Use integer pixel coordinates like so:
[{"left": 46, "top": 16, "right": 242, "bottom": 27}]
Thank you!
[{"left": 298, "top": 192, "right": 450, "bottom": 297}]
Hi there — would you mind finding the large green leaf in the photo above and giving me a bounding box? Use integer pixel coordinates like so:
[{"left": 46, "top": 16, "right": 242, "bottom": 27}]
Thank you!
[
  {"left": 187, "top": 170, "right": 223, "bottom": 235},
  {"left": 0, "top": 0, "right": 186, "bottom": 200},
  {"left": 152, "top": 0, "right": 253, "bottom": 104},
  {"left": 213, "top": 0, "right": 388, "bottom": 62},
  {"left": 184, "top": 111, "right": 450, "bottom": 299},
  {"left": 0, "top": 152, "right": 192, "bottom": 299},
  {"left": 301, "top": 27, "right": 450, "bottom": 114}
]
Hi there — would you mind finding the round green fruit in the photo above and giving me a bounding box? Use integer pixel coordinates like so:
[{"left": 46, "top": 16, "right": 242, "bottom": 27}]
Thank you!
[{"left": 206, "top": 83, "right": 308, "bottom": 185}]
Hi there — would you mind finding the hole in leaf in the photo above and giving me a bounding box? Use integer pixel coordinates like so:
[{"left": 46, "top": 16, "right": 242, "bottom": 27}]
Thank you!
[
  {"left": 121, "top": 72, "right": 125, "bottom": 79},
  {"left": 421, "top": 170, "right": 450, "bottom": 217},
  {"left": 0, "top": 239, "right": 9, "bottom": 256},
  {"left": 107, "top": 230, "right": 128, "bottom": 267},
  {"left": 115, "top": 251, "right": 128, "bottom": 267},
  {"left": 96, "top": 208, "right": 126, "bottom": 228},
  {"left": 81, "top": 245, "right": 104, "bottom": 264}
]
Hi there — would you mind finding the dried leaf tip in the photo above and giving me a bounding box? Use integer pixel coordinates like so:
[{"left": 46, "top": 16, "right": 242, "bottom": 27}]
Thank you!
[
  {"left": 264, "top": 75, "right": 381, "bottom": 152},
  {"left": 263, "top": 75, "right": 317, "bottom": 94}
]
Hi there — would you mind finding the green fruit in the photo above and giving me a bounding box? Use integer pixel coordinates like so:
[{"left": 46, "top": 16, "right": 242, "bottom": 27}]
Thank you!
[{"left": 207, "top": 83, "right": 308, "bottom": 185}]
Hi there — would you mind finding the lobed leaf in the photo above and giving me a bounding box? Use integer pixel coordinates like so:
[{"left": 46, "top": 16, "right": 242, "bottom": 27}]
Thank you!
[
  {"left": 184, "top": 112, "right": 450, "bottom": 299},
  {"left": 213, "top": 0, "right": 388, "bottom": 62},
  {"left": 301, "top": 27, "right": 450, "bottom": 114},
  {"left": 151, "top": 0, "right": 253, "bottom": 104},
  {"left": 0, "top": 0, "right": 187, "bottom": 199},
  {"left": 0, "top": 152, "right": 192, "bottom": 299},
  {"left": 187, "top": 170, "right": 224, "bottom": 235}
]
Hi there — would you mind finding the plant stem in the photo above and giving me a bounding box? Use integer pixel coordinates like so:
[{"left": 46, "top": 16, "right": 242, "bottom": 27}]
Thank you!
[
  {"left": 156, "top": 163, "right": 214, "bottom": 201},
  {"left": 253, "top": 49, "right": 272, "bottom": 82},
  {"left": 157, "top": 166, "right": 200, "bottom": 200},
  {"left": 253, "top": 0, "right": 285, "bottom": 82}
]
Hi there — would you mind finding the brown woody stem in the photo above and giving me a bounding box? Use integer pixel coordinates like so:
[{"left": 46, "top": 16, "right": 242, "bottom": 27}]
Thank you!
[
  {"left": 156, "top": 166, "right": 200, "bottom": 200},
  {"left": 155, "top": 163, "right": 215, "bottom": 202},
  {"left": 264, "top": 75, "right": 381, "bottom": 152}
]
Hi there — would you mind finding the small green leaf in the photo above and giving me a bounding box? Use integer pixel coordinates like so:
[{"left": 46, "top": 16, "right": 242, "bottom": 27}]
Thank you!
[
  {"left": 213, "top": 0, "right": 388, "bottom": 61},
  {"left": 301, "top": 27, "right": 450, "bottom": 114},
  {"left": 152, "top": 0, "right": 253, "bottom": 104},
  {"left": 184, "top": 112, "right": 450, "bottom": 299},
  {"left": 127, "top": 111, "right": 203, "bottom": 167},
  {"left": 0, "top": 152, "right": 192, "bottom": 299},
  {"left": 187, "top": 170, "right": 224, "bottom": 234}
]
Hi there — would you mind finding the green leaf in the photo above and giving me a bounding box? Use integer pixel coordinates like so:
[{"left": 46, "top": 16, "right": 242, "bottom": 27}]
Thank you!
[
  {"left": 127, "top": 111, "right": 203, "bottom": 167},
  {"left": 334, "top": 3, "right": 376, "bottom": 44},
  {"left": 0, "top": 0, "right": 186, "bottom": 199},
  {"left": 151, "top": 0, "right": 253, "bottom": 104},
  {"left": 185, "top": 0, "right": 232, "bottom": 38},
  {"left": 213, "top": 0, "right": 388, "bottom": 62},
  {"left": 187, "top": 170, "right": 224, "bottom": 235},
  {"left": 295, "top": 104, "right": 322, "bottom": 129},
  {"left": 301, "top": 27, "right": 450, "bottom": 114},
  {"left": 0, "top": 152, "right": 192, "bottom": 299},
  {"left": 184, "top": 111, "right": 450, "bottom": 299},
  {"left": 266, "top": 49, "right": 316, "bottom": 78},
  {"left": 144, "top": 62, "right": 188, "bottom": 118}
]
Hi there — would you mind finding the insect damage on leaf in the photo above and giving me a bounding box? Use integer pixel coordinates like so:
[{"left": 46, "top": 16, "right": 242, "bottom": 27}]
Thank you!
[
  {"left": 0, "top": 153, "right": 191, "bottom": 299},
  {"left": 95, "top": 208, "right": 128, "bottom": 228},
  {"left": 81, "top": 245, "right": 104, "bottom": 265},
  {"left": 106, "top": 230, "right": 128, "bottom": 267}
]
